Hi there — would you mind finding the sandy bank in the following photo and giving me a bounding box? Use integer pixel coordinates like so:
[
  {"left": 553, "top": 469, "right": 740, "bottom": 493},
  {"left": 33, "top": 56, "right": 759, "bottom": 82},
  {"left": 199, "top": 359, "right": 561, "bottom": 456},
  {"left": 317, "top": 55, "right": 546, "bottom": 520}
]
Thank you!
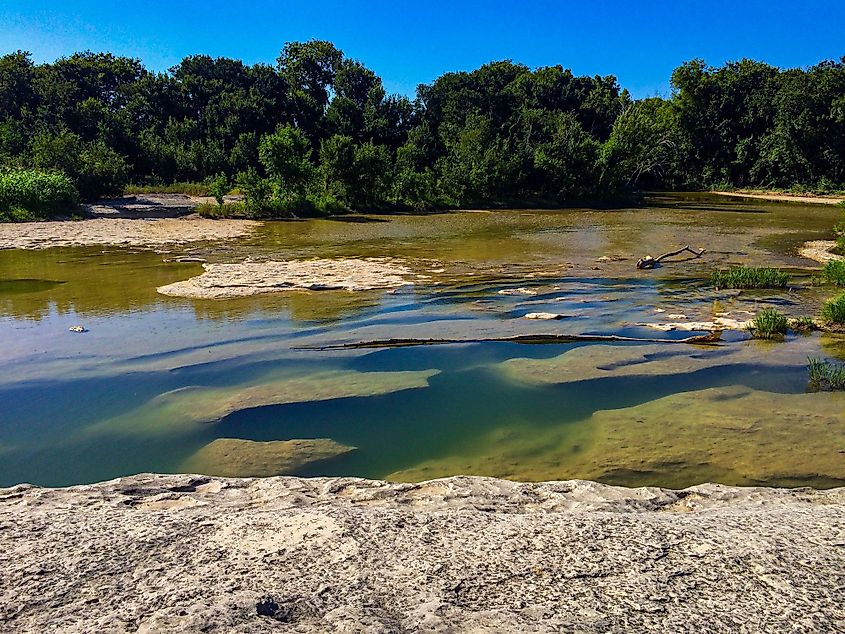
[
  {"left": 712, "top": 190, "right": 845, "bottom": 205},
  {"left": 0, "top": 216, "right": 260, "bottom": 250},
  {"left": 157, "top": 257, "right": 416, "bottom": 299},
  {"left": 799, "top": 239, "right": 844, "bottom": 263},
  {"left": 0, "top": 474, "right": 842, "bottom": 632}
]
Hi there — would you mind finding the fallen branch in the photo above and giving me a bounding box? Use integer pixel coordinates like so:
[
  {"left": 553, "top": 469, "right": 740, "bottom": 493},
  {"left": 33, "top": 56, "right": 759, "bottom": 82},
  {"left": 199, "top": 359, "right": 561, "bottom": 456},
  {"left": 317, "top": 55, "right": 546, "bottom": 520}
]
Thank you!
[
  {"left": 637, "top": 245, "right": 705, "bottom": 269},
  {"left": 296, "top": 331, "right": 722, "bottom": 351}
]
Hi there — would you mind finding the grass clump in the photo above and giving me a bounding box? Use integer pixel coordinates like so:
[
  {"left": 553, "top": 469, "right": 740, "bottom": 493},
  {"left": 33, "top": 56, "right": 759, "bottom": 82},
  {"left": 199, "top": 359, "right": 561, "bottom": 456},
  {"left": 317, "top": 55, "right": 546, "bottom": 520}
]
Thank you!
[
  {"left": 821, "top": 293, "right": 845, "bottom": 324},
  {"left": 711, "top": 266, "right": 789, "bottom": 289},
  {"left": 790, "top": 316, "right": 816, "bottom": 334},
  {"left": 0, "top": 169, "right": 78, "bottom": 221},
  {"left": 748, "top": 308, "right": 788, "bottom": 340},
  {"left": 124, "top": 182, "right": 211, "bottom": 196},
  {"left": 823, "top": 260, "right": 845, "bottom": 286},
  {"left": 808, "top": 357, "right": 845, "bottom": 391}
]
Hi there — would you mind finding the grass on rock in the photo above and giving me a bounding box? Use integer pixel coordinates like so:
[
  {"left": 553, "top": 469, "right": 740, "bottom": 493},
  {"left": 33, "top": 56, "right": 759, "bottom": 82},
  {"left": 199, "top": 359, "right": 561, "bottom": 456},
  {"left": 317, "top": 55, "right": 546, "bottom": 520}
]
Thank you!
[
  {"left": 749, "top": 308, "right": 788, "bottom": 340},
  {"left": 711, "top": 266, "right": 789, "bottom": 289},
  {"left": 822, "top": 260, "right": 845, "bottom": 286},
  {"left": 822, "top": 293, "right": 845, "bottom": 324},
  {"left": 808, "top": 357, "right": 845, "bottom": 391}
]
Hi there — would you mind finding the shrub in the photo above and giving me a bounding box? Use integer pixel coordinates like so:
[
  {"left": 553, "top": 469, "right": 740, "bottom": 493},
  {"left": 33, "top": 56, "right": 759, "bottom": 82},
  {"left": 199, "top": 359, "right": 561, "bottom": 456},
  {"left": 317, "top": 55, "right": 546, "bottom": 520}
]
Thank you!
[
  {"left": 711, "top": 266, "right": 789, "bottom": 289},
  {"left": 748, "top": 308, "right": 788, "bottom": 340},
  {"left": 75, "top": 141, "right": 130, "bottom": 199},
  {"left": 821, "top": 293, "right": 845, "bottom": 324},
  {"left": 0, "top": 169, "right": 78, "bottom": 220},
  {"left": 208, "top": 173, "right": 230, "bottom": 206},
  {"left": 808, "top": 357, "right": 845, "bottom": 391},
  {"left": 822, "top": 260, "right": 845, "bottom": 286},
  {"left": 236, "top": 168, "right": 271, "bottom": 214}
]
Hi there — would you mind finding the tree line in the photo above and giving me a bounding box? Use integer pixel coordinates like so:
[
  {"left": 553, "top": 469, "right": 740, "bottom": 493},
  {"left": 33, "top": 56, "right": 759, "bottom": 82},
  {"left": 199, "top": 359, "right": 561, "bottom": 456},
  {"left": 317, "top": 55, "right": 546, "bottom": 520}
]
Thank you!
[{"left": 1, "top": 41, "right": 844, "bottom": 213}]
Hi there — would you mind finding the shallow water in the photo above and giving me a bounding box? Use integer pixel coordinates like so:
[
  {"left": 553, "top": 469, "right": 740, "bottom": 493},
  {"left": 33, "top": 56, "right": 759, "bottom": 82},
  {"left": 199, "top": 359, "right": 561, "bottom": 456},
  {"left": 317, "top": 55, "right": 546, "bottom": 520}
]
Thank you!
[{"left": 2, "top": 193, "right": 844, "bottom": 488}]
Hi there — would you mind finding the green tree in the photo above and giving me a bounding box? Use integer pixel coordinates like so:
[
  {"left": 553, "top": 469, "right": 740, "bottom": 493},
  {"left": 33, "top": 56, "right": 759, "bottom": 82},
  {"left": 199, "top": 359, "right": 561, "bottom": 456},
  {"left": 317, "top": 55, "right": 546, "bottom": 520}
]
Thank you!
[{"left": 258, "top": 124, "right": 314, "bottom": 200}]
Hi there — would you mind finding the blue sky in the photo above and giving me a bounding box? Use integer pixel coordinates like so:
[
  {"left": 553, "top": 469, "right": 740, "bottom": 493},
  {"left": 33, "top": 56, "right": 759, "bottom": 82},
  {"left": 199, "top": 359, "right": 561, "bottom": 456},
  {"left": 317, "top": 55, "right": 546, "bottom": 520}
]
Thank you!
[{"left": 2, "top": 1, "right": 844, "bottom": 98}]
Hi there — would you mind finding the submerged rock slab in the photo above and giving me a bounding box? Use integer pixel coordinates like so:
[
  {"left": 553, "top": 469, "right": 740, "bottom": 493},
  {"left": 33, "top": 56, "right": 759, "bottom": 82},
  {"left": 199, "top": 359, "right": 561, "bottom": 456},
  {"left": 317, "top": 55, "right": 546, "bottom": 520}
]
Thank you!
[
  {"left": 390, "top": 385, "right": 845, "bottom": 488},
  {"left": 157, "top": 257, "right": 414, "bottom": 299},
  {"left": 571, "top": 385, "right": 845, "bottom": 487},
  {"left": 497, "top": 340, "right": 805, "bottom": 386},
  {"left": 87, "top": 369, "right": 440, "bottom": 436},
  {"left": 1, "top": 474, "right": 844, "bottom": 632},
  {"left": 181, "top": 438, "right": 356, "bottom": 477}
]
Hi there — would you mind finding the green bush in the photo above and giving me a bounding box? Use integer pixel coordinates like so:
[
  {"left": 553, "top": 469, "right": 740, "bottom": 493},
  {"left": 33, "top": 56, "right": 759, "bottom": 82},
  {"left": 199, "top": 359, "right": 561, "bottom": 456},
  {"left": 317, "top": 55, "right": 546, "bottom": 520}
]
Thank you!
[
  {"left": 821, "top": 293, "right": 845, "bottom": 324},
  {"left": 822, "top": 260, "right": 845, "bottom": 286},
  {"left": 0, "top": 169, "right": 78, "bottom": 221},
  {"left": 711, "top": 266, "right": 789, "bottom": 289},
  {"left": 748, "top": 307, "right": 788, "bottom": 340},
  {"left": 75, "top": 142, "right": 130, "bottom": 199},
  {"left": 808, "top": 357, "right": 845, "bottom": 391},
  {"left": 208, "top": 173, "right": 230, "bottom": 206}
]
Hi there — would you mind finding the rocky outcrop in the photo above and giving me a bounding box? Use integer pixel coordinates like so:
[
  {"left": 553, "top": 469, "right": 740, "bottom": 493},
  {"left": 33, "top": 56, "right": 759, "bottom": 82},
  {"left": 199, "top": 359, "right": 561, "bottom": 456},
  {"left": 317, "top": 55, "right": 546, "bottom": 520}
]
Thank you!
[
  {"left": 157, "top": 257, "right": 415, "bottom": 298},
  {"left": 1, "top": 474, "right": 844, "bottom": 632}
]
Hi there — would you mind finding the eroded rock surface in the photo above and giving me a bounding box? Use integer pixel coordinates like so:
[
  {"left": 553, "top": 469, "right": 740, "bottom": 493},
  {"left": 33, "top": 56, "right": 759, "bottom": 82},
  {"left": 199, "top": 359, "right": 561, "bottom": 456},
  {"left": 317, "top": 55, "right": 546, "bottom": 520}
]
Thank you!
[
  {"left": 0, "top": 474, "right": 844, "bottom": 632},
  {"left": 157, "top": 257, "right": 415, "bottom": 298}
]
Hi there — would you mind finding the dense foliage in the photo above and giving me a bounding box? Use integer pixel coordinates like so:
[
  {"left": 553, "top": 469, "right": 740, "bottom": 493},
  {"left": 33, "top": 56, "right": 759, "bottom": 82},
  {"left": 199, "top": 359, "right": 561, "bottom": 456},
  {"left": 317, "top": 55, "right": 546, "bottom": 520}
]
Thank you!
[
  {"left": 0, "top": 169, "right": 78, "bottom": 220},
  {"left": 1, "top": 43, "right": 844, "bottom": 212}
]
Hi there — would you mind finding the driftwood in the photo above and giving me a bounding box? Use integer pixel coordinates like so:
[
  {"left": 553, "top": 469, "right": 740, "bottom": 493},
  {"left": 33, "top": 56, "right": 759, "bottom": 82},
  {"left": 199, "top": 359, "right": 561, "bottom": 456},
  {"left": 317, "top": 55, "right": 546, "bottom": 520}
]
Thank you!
[
  {"left": 637, "top": 245, "right": 705, "bottom": 269},
  {"left": 296, "top": 331, "right": 722, "bottom": 351}
]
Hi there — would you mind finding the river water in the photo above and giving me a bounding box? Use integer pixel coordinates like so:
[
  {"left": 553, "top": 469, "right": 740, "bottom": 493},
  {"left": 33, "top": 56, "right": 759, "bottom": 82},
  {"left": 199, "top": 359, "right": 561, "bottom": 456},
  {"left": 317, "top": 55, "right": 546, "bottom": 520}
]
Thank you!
[{"left": 1, "top": 193, "right": 844, "bottom": 488}]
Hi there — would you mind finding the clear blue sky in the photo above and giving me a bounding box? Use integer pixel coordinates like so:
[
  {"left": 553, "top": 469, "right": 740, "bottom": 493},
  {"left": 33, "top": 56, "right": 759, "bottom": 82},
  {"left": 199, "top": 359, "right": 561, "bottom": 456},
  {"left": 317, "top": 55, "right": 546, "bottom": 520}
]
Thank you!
[{"left": 2, "top": 0, "right": 844, "bottom": 98}]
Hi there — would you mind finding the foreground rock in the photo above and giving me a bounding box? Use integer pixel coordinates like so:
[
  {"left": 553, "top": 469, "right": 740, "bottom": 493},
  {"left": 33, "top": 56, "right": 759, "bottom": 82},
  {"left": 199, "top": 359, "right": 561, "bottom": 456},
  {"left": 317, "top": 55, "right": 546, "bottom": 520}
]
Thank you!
[
  {"left": 0, "top": 217, "right": 260, "bottom": 250},
  {"left": 157, "top": 257, "right": 415, "bottom": 298},
  {"left": 1, "top": 474, "right": 844, "bottom": 632}
]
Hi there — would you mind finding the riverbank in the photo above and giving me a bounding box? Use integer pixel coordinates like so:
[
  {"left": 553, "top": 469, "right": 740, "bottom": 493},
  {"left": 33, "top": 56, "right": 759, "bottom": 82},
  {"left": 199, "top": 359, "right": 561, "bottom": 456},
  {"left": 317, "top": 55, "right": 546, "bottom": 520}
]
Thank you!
[
  {"left": 1, "top": 474, "right": 842, "bottom": 632},
  {"left": 0, "top": 216, "right": 260, "bottom": 250},
  {"left": 711, "top": 190, "right": 845, "bottom": 205}
]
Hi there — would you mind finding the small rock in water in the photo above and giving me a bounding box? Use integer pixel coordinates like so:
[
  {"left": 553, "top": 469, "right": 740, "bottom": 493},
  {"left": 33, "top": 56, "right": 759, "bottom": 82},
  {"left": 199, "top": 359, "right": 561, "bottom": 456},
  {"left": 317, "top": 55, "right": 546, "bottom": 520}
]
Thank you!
[
  {"left": 524, "top": 312, "right": 566, "bottom": 320},
  {"left": 667, "top": 313, "right": 687, "bottom": 320},
  {"left": 498, "top": 287, "right": 537, "bottom": 296},
  {"left": 68, "top": 325, "right": 87, "bottom": 333}
]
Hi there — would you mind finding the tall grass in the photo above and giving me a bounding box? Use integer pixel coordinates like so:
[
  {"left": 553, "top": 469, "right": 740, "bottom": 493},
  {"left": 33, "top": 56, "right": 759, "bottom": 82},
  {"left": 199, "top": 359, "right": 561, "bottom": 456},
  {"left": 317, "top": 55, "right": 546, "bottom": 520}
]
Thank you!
[
  {"left": 808, "top": 357, "right": 845, "bottom": 391},
  {"left": 0, "top": 169, "right": 78, "bottom": 221},
  {"left": 124, "top": 182, "right": 211, "bottom": 196},
  {"left": 748, "top": 308, "right": 788, "bottom": 340},
  {"left": 821, "top": 293, "right": 845, "bottom": 324},
  {"left": 711, "top": 266, "right": 789, "bottom": 289}
]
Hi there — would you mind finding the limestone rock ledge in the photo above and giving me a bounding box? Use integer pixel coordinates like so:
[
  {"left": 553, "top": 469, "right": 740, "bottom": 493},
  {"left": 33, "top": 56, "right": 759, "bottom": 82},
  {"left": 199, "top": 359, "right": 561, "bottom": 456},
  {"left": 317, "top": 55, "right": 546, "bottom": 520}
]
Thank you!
[{"left": 1, "top": 474, "right": 844, "bottom": 633}]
